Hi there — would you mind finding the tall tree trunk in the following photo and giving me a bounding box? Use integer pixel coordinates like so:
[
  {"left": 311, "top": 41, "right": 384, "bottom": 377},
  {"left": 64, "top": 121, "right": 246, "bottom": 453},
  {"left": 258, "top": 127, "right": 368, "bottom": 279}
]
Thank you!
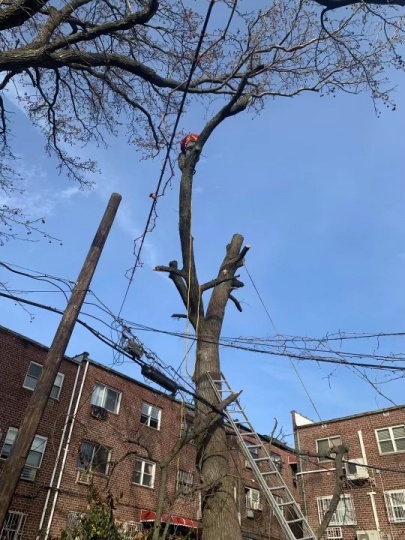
[{"left": 154, "top": 90, "right": 252, "bottom": 540}]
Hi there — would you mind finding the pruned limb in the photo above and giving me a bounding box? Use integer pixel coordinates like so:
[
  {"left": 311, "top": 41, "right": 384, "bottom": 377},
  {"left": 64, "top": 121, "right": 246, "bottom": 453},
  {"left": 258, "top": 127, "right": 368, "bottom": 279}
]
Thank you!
[
  {"left": 236, "top": 244, "right": 251, "bottom": 266},
  {"left": 316, "top": 444, "right": 349, "bottom": 539},
  {"left": 200, "top": 274, "right": 241, "bottom": 293},
  {"left": 229, "top": 294, "right": 242, "bottom": 312},
  {"left": 154, "top": 264, "right": 187, "bottom": 280}
]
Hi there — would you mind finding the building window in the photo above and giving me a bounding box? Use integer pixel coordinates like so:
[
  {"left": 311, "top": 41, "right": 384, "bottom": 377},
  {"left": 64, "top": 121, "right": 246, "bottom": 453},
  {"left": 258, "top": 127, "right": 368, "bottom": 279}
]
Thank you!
[
  {"left": 384, "top": 490, "right": 405, "bottom": 522},
  {"left": 271, "top": 452, "right": 282, "bottom": 470},
  {"left": 0, "top": 511, "right": 27, "bottom": 540},
  {"left": 140, "top": 403, "right": 161, "bottom": 430},
  {"left": 177, "top": 470, "right": 194, "bottom": 494},
  {"left": 91, "top": 383, "right": 121, "bottom": 413},
  {"left": 23, "top": 361, "right": 64, "bottom": 400},
  {"left": 77, "top": 441, "right": 110, "bottom": 475},
  {"left": 376, "top": 425, "right": 405, "bottom": 454},
  {"left": 316, "top": 436, "right": 342, "bottom": 462},
  {"left": 245, "top": 487, "right": 261, "bottom": 510},
  {"left": 317, "top": 495, "right": 356, "bottom": 525},
  {"left": 0, "top": 427, "right": 47, "bottom": 481},
  {"left": 132, "top": 458, "right": 155, "bottom": 488},
  {"left": 244, "top": 441, "right": 259, "bottom": 459}
]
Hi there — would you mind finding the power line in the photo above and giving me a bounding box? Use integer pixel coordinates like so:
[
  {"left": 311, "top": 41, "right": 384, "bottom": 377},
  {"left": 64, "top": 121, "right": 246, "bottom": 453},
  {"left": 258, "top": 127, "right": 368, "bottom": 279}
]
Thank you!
[
  {"left": 244, "top": 264, "right": 323, "bottom": 422},
  {"left": 3, "top": 291, "right": 405, "bottom": 373}
]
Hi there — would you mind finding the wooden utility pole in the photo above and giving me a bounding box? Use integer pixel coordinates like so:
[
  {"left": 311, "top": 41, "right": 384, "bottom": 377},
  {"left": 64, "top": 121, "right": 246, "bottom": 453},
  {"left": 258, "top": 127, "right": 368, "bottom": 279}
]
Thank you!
[{"left": 0, "top": 193, "right": 121, "bottom": 529}]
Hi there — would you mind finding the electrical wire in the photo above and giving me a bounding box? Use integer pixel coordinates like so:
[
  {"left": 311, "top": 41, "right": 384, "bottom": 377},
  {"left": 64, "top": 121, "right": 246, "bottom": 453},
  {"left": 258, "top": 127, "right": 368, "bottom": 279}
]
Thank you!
[{"left": 244, "top": 264, "right": 323, "bottom": 422}]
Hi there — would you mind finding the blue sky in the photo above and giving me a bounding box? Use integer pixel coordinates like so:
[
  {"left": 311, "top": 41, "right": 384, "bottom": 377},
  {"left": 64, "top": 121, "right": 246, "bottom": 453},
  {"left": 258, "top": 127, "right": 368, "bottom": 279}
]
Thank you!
[{"left": 1, "top": 61, "right": 404, "bottom": 444}]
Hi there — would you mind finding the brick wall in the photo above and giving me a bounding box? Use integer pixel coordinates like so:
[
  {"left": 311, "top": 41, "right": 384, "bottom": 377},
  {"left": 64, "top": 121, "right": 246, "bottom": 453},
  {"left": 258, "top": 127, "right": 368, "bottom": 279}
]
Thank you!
[
  {"left": 294, "top": 407, "right": 405, "bottom": 540},
  {"left": 0, "top": 326, "right": 300, "bottom": 540},
  {"left": 0, "top": 326, "right": 79, "bottom": 540}
]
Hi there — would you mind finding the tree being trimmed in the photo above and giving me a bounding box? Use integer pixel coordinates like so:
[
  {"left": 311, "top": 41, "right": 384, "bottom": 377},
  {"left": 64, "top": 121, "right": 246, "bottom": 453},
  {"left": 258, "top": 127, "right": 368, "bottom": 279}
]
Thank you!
[{"left": 1, "top": 0, "right": 404, "bottom": 240}]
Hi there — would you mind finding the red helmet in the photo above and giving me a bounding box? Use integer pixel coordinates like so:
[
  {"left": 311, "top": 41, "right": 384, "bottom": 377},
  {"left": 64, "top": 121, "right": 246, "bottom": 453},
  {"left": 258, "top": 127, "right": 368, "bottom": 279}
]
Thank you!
[{"left": 180, "top": 133, "right": 199, "bottom": 153}]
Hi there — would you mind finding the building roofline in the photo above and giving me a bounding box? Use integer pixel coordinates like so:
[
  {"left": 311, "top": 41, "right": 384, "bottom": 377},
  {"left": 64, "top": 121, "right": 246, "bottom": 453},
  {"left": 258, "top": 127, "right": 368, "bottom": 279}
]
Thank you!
[
  {"left": 0, "top": 324, "right": 80, "bottom": 364},
  {"left": 294, "top": 403, "right": 405, "bottom": 429},
  {"left": 0, "top": 325, "right": 293, "bottom": 451}
]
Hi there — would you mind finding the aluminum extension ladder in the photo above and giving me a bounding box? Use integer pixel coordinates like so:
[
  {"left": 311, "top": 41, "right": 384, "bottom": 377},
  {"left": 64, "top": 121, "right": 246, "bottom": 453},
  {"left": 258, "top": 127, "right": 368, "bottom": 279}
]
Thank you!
[{"left": 207, "top": 371, "right": 317, "bottom": 540}]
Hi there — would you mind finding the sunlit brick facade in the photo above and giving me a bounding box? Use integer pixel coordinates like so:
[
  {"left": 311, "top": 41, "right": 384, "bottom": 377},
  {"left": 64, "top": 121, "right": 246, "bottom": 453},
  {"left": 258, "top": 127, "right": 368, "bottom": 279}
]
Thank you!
[
  {"left": 0, "top": 326, "right": 299, "bottom": 540},
  {"left": 293, "top": 407, "right": 405, "bottom": 540}
]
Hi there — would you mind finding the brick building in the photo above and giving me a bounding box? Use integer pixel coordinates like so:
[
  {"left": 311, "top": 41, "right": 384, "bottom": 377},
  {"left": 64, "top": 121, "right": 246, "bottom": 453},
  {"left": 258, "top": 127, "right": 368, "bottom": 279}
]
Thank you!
[
  {"left": 293, "top": 406, "right": 405, "bottom": 540},
  {"left": 0, "top": 325, "right": 299, "bottom": 540}
]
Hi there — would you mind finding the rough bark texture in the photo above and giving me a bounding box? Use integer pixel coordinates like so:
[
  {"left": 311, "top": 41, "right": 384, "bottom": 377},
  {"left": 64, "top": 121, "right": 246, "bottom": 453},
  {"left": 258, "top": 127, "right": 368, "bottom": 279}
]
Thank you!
[{"left": 155, "top": 93, "right": 252, "bottom": 540}]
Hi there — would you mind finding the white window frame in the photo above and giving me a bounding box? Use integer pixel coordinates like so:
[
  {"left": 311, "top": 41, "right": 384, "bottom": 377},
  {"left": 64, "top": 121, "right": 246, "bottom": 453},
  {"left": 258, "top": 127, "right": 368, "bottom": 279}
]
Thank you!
[
  {"left": 317, "top": 495, "right": 356, "bottom": 525},
  {"left": 384, "top": 489, "right": 405, "bottom": 523},
  {"left": 91, "top": 383, "right": 121, "bottom": 414},
  {"left": 0, "top": 427, "right": 47, "bottom": 481},
  {"left": 132, "top": 458, "right": 156, "bottom": 488},
  {"left": 177, "top": 469, "right": 194, "bottom": 494},
  {"left": 140, "top": 403, "right": 161, "bottom": 430},
  {"left": 376, "top": 425, "right": 405, "bottom": 454},
  {"left": 77, "top": 441, "right": 110, "bottom": 475},
  {"left": 316, "top": 436, "right": 342, "bottom": 462},
  {"left": 23, "top": 361, "right": 64, "bottom": 400},
  {"left": 245, "top": 487, "right": 261, "bottom": 510},
  {"left": 0, "top": 511, "right": 27, "bottom": 540}
]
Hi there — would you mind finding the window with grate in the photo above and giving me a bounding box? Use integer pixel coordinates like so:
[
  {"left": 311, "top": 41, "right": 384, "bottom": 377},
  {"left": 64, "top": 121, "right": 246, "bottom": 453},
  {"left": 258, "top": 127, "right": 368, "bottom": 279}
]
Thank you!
[
  {"left": 140, "top": 403, "right": 161, "bottom": 429},
  {"left": 316, "top": 436, "right": 342, "bottom": 462},
  {"left": 177, "top": 470, "right": 194, "bottom": 494},
  {"left": 91, "top": 383, "right": 121, "bottom": 413},
  {"left": 0, "top": 511, "right": 27, "bottom": 540},
  {"left": 376, "top": 425, "right": 405, "bottom": 454},
  {"left": 23, "top": 361, "right": 64, "bottom": 400},
  {"left": 132, "top": 458, "right": 155, "bottom": 488},
  {"left": 384, "top": 490, "right": 405, "bottom": 522},
  {"left": 0, "top": 427, "right": 47, "bottom": 481},
  {"left": 317, "top": 495, "right": 356, "bottom": 525},
  {"left": 77, "top": 441, "right": 110, "bottom": 475}
]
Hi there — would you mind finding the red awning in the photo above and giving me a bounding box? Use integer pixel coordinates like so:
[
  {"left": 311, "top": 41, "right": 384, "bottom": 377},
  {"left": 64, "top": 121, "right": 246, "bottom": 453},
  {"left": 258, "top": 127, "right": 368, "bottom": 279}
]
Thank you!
[
  {"left": 288, "top": 455, "right": 297, "bottom": 464},
  {"left": 140, "top": 510, "right": 198, "bottom": 528}
]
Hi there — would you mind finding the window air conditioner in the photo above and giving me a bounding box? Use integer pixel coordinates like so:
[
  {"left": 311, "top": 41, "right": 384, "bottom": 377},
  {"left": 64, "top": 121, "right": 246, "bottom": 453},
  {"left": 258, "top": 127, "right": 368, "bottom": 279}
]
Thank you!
[
  {"left": 76, "top": 470, "right": 93, "bottom": 485},
  {"left": 356, "top": 531, "right": 380, "bottom": 540},
  {"left": 246, "top": 509, "right": 254, "bottom": 518},
  {"left": 245, "top": 459, "right": 252, "bottom": 469},
  {"left": 345, "top": 458, "right": 369, "bottom": 480},
  {"left": 91, "top": 405, "right": 107, "bottom": 420}
]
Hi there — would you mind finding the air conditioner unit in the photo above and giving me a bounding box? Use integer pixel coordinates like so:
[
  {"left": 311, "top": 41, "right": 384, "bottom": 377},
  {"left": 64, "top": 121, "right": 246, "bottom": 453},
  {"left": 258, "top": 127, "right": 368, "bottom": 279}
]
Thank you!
[
  {"left": 356, "top": 531, "right": 380, "bottom": 540},
  {"left": 345, "top": 458, "right": 369, "bottom": 480},
  {"left": 20, "top": 466, "right": 37, "bottom": 482},
  {"left": 76, "top": 470, "right": 93, "bottom": 485},
  {"left": 246, "top": 509, "right": 254, "bottom": 518},
  {"left": 245, "top": 459, "right": 252, "bottom": 469},
  {"left": 91, "top": 404, "right": 107, "bottom": 420}
]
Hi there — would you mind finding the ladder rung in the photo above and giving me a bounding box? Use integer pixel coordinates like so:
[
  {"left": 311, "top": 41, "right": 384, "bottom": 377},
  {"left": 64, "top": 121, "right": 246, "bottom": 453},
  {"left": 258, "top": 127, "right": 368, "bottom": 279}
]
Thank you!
[
  {"left": 287, "top": 517, "right": 304, "bottom": 524},
  {"left": 267, "top": 486, "right": 284, "bottom": 491},
  {"left": 253, "top": 457, "right": 270, "bottom": 463},
  {"left": 262, "top": 471, "right": 284, "bottom": 477},
  {"left": 278, "top": 501, "right": 294, "bottom": 507},
  {"left": 247, "top": 444, "right": 261, "bottom": 449}
]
